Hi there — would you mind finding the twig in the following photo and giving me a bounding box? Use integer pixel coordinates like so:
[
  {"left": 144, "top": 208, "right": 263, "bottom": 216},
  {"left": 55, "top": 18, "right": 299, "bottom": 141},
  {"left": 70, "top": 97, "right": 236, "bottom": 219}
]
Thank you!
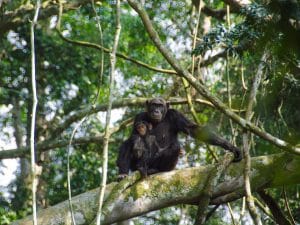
[
  {"left": 91, "top": 0, "right": 104, "bottom": 100},
  {"left": 67, "top": 118, "right": 86, "bottom": 225},
  {"left": 205, "top": 144, "right": 219, "bottom": 162},
  {"left": 238, "top": 197, "right": 246, "bottom": 223},
  {"left": 55, "top": 29, "right": 176, "bottom": 75},
  {"left": 277, "top": 100, "right": 291, "bottom": 136},
  {"left": 57, "top": 2, "right": 83, "bottom": 223},
  {"left": 225, "top": 10, "right": 239, "bottom": 224},
  {"left": 182, "top": 78, "right": 200, "bottom": 124},
  {"left": 205, "top": 205, "right": 220, "bottom": 222},
  {"left": 57, "top": 2, "right": 110, "bottom": 223},
  {"left": 95, "top": 1, "right": 121, "bottom": 224},
  {"left": 225, "top": 5, "right": 236, "bottom": 153},
  {"left": 183, "top": 1, "right": 203, "bottom": 125},
  {"left": 29, "top": 1, "right": 41, "bottom": 225},
  {"left": 191, "top": 0, "right": 202, "bottom": 78},
  {"left": 283, "top": 186, "right": 296, "bottom": 225},
  {"left": 242, "top": 52, "right": 268, "bottom": 225},
  {"left": 227, "top": 203, "right": 237, "bottom": 225},
  {"left": 241, "top": 60, "right": 248, "bottom": 90}
]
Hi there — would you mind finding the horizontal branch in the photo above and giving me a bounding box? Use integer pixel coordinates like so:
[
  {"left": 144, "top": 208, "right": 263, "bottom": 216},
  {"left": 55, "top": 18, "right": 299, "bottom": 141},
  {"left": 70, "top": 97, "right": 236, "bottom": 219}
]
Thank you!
[
  {"left": 0, "top": 97, "right": 220, "bottom": 160},
  {"left": 47, "top": 97, "right": 220, "bottom": 140},
  {"left": 47, "top": 97, "right": 147, "bottom": 139},
  {"left": 0, "top": 117, "right": 133, "bottom": 160},
  {"left": 0, "top": 135, "right": 108, "bottom": 160},
  {"left": 11, "top": 153, "right": 300, "bottom": 225}
]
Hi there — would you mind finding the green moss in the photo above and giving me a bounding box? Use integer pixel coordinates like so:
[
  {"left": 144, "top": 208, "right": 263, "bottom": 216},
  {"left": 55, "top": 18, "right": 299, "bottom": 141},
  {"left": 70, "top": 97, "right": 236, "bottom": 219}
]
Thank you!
[{"left": 125, "top": 166, "right": 210, "bottom": 202}]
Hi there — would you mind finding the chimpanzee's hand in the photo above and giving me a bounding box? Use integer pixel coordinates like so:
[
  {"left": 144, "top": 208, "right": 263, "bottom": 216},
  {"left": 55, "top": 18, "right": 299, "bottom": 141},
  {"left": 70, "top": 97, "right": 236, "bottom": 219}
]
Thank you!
[
  {"left": 117, "top": 173, "right": 128, "bottom": 181},
  {"left": 231, "top": 147, "right": 243, "bottom": 162}
]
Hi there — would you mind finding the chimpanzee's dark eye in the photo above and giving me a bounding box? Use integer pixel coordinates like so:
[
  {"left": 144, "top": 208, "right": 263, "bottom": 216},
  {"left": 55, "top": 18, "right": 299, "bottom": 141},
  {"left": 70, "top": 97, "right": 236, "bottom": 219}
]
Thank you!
[{"left": 152, "top": 104, "right": 163, "bottom": 109}]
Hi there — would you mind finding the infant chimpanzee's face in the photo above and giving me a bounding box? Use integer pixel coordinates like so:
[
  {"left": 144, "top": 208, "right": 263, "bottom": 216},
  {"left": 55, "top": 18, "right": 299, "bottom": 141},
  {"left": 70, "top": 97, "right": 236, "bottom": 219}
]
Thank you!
[{"left": 136, "top": 124, "right": 147, "bottom": 136}]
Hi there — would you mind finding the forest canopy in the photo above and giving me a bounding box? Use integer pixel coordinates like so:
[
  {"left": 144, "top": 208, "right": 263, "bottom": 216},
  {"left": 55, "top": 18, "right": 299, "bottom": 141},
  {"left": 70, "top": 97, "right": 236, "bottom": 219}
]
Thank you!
[{"left": 0, "top": 0, "right": 300, "bottom": 224}]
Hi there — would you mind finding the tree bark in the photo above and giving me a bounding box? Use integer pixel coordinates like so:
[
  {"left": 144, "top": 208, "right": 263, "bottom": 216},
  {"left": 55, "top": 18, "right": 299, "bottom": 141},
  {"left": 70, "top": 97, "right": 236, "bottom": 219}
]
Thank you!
[{"left": 11, "top": 153, "right": 300, "bottom": 225}]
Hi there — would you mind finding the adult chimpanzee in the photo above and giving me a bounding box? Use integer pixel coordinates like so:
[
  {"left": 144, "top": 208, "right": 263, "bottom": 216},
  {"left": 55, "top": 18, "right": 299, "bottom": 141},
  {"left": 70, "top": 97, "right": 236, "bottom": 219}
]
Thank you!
[{"left": 117, "top": 98, "right": 242, "bottom": 180}]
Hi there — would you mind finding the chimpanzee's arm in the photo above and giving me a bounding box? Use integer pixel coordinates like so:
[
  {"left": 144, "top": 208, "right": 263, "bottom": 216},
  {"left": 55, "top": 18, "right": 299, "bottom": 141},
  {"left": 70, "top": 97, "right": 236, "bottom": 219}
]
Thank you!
[
  {"left": 117, "top": 139, "right": 133, "bottom": 175},
  {"left": 192, "top": 126, "right": 242, "bottom": 161},
  {"left": 169, "top": 109, "right": 198, "bottom": 135},
  {"left": 170, "top": 109, "right": 242, "bottom": 161},
  {"left": 204, "top": 129, "right": 242, "bottom": 161}
]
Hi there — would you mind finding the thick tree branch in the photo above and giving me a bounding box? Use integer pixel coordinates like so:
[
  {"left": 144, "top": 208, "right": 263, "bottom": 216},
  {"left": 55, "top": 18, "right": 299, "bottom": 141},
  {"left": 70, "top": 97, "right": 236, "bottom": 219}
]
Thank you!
[
  {"left": 47, "top": 97, "right": 217, "bottom": 139},
  {"left": 50, "top": 96, "right": 218, "bottom": 138},
  {"left": 126, "top": 0, "right": 300, "bottom": 155},
  {"left": 0, "top": 117, "right": 133, "bottom": 160},
  {"left": 0, "top": 135, "right": 106, "bottom": 159},
  {"left": 11, "top": 153, "right": 300, "bottom": 225},
  {"left": 47, "top": 97, "right": 147, "bottom": 139}
]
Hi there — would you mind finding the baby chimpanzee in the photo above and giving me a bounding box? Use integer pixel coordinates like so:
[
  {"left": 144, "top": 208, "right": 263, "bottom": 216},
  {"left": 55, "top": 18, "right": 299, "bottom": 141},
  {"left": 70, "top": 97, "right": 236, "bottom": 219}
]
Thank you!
[{"left": 132, "top": 121, "right": 167, "bottom": 177}]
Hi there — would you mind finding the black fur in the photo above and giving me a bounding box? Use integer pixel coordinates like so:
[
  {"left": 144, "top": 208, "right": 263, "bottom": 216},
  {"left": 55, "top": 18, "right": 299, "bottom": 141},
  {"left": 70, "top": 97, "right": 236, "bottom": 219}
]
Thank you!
[{"left": 117, "top": 98, "right": 242, "bottom": 177}]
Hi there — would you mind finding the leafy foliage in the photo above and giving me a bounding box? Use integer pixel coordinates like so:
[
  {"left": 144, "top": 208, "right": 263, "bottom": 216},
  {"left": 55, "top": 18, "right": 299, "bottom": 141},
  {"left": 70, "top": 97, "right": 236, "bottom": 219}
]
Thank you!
[
  {"left": 193, "top": 3, "right": 270, "bottom": 56},
  {"left": 0, "top": 0, "right": 300, "bottom": 224}
]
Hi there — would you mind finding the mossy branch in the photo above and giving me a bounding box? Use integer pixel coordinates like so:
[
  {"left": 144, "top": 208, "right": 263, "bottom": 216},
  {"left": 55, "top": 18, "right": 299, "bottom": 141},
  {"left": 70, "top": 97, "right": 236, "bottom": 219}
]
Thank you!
[{"left": 11, "top": 153, "right": 300, "bottom": 225}]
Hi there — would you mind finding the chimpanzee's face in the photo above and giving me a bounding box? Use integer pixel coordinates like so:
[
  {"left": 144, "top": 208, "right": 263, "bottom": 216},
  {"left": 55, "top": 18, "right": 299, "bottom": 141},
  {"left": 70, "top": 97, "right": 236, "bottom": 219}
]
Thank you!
[
  {"left": 147, "top": 98, "right": 168, "bottom": 123},
  {"left": 148, "top": 103, "right": 165, "bottom": 122},
  {"left": 136, "top": 124, "right": 147, "bottom": 136}
]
